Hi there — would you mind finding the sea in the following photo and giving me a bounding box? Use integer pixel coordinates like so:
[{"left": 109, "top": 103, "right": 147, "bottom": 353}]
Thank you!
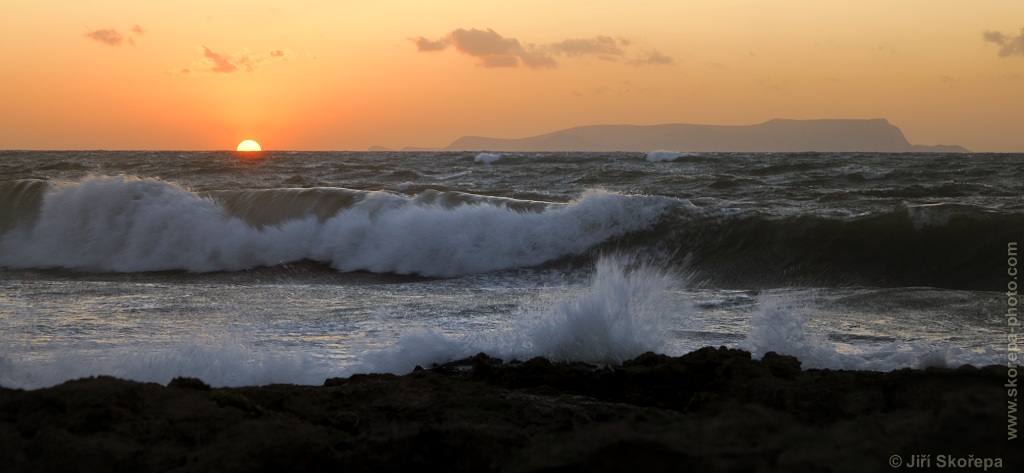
[{"left": 0, "top": 150, "right": 1021, "bottom": 389}]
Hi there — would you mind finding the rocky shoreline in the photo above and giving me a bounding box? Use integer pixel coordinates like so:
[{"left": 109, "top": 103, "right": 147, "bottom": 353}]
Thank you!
[{"left": 0, "top": 347, "right": 1018, "bottom": 472}]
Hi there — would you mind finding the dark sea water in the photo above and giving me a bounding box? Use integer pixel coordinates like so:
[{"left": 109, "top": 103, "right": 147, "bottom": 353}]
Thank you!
[{"left": 1, "top": 150, "right": 1021, "bottom": 388}]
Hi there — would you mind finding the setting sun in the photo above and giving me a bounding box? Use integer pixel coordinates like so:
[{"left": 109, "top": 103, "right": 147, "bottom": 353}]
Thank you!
[{"left": 236, "top": 140, "right": 262, "bottom": 152}]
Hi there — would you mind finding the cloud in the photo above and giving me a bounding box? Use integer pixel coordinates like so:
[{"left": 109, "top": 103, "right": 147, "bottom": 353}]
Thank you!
[
  {"left": 443, "top": 28, "right": 556, "bottom": 69},
  {"left": 412, "top": 28, "right": 671, "bottom": 69},
  {"left": 412, "top": 36, "right": 450, "bottom": 52},
  {"left": 983, "top": 31, "right": 1006, "bottom": 44},
  {"left": 189, "top": 46, "right": 292, "bottom": 74},
  {"left": 549, "top": 36, "right": 624, "bottom": 59},
  {"left": 84, "top": 28, "right": 124, "bottom": 46},
  {"left": 479, "top": 55, "right": 520, "bottom": 68},
  {"left": 626, "top": 50, "right": 675, "bottom": 66},
  {"left": 203, "top": 46, "right": 239, "bottom": 73},
  {"left": 448, "top": 28, "right": 520, "bottom": 56},
  {"left": 984, "top": 28, "right": 1024, "bottom": 57},
  {"left": 84, "top": 25, "right": 147, "bottom": 47},
  {"left": 519, "top": 51, "right": 559, "bottom": 68}
]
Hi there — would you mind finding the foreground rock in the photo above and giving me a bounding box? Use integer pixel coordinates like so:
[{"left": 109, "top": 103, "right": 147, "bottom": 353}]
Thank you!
[{"left": 0, "top": 347, "right": 1017, "bottom": 472}]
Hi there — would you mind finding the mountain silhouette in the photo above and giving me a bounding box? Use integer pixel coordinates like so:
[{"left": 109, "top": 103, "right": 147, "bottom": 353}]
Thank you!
[{"left": 401, "top": 119, "right": 967, "bottom": 152}]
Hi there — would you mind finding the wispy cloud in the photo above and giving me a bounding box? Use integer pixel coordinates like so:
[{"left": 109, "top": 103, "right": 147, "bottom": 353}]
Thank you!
[
  {"left": 447, "top": 28, "right": 521, "bottom": 57},
  {"left": 203, "top": 46, "right": 239, "bottom": 73},
  {"left": 983, "top": 28, "right": 1024, "bottom": 57},
  {"left": 626, "top": 50, "right": 675, "bottom": 67},
  {"left": 84, "top": 25, "right": 146, "bottom": 47},
  {"left": 412, "top": 36, "right": 450, "bottom": 52},
  {"left": 187, "top": 46, "right": 293, "bottom": 74},
  {"left": 549, "top": 36, "right": 625, "bottom": 59},
  {"left": 84, "top": 28, "right": 124, "bottom": 46},
  {"left": 412, "top": 28, "right": 556, "bottom": 69},
  {"left": 412, "top": 28, "right": 673, "bottom": 69}
]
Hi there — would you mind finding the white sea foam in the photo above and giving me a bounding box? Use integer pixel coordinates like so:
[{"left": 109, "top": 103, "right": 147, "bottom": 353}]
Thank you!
[
  {"left": 741, "top": 293, "right": 1001, "bottom": 371},
  {"left": 741, "top": 295, "right": 855, "bottom": 369},
  {"left": 0, "top": 255, "right": 682, "bottom": 387},
  {"left": 0, "top": 175, "right": 670, "bottom": 276},
  {"left": 347, "top": 255, "right": 681, "bottom": 374},
  {"left": 475, "top": 152, "right": 503, "bottom": 164},
  {"left": 0, "top": 176, "right": 302, "bottom": 272},
  {"left": 645, "top": 150, "right": 683, "bottom": 162},
  {"left": 523, "top": 255, "right": 676, "bottom": 363},
  {"left": 0, "top": 256, "right": 1004, "bottom": 389},
  {"left": 0, "top": 333, "right": 332, "bottom": 389}
]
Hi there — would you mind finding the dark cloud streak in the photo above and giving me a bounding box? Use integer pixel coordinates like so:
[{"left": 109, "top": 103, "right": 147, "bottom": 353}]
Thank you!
[
  {"left": 84, "top": 28, "right": 124, "bottom": 46},
  {"left": 444, "top": 28, "right": 556, "bottom": 69},
  {"left": 448, "top": 28, "right": 523, "bottom": 57},
  {"left": 84, "top": 25, "right": 146, "bottom": 47},
  {"left": 203, "top": 46, "right": 239, "bottom": 73},
  {"left": 549, "top": 36, "right": 624, "bottom": 58},
  {"left": 983, "top": 28, "right": 1024, "bottom": 57},
  {"left": 413, "top": 28, "right": 672, "bottom": 69},
  {"left": 626, "top": 50, "right": 675, "bottom": 66},
  {"left": 192, "top": 46, "right": 291, "bottom": 74},
  {"left": 413, "top": 37, "right": 449, "bottom": 52}
]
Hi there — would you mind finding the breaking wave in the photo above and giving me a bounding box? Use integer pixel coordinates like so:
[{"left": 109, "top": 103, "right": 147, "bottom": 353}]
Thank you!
[
  {"left": 475, "top": 152, "right": 504, "bottom": 164},
  {"left": 2, "top": 173, "right": 1020, "bottom": 289},
  {"left": 741, "top": 293, "right": 1000, "bottom": 371},
  {"left": 346, "top": 254, "right": 681, "bottom": 375},
  {"left": 0, "top": 253, "right": 1004, "bottom": 389},
  {"left": 0, "top": 176, "right": 670, "bottom": 276}
]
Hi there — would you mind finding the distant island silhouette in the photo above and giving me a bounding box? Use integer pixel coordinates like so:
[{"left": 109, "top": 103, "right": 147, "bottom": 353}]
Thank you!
[{"left": 379, "top": 119, "right": 967, "bottom": 153}]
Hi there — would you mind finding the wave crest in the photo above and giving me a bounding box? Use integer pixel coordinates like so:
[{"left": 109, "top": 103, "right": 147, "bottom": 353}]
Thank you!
[{"left": 0, "top": 176, "right": 670, "bottom": 276}]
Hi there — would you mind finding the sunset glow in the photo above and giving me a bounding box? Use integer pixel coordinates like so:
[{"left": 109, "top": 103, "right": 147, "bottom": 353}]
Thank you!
[{"left": 2, "top": 1, "right": 1024, "bottom": 151}]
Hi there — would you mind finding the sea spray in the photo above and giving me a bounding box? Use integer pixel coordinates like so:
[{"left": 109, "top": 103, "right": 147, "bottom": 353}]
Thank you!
[
  {"left": 644, "top": 150, "right": 683, "bottom": 162},
  {"left": 349, "top": 254, "right": 683, "bottom": 374},
  {"left": 523, "top": 254, "right": 677, "bottom": 363},
  {"left": 741, "top": 294, "right": 848, "bottom": 369},
  {"left": 475, "top": 152, "right": 503, "bottom": 164},
  {"left": 740, "top": 293, "right": 979, "bottom": 371}
]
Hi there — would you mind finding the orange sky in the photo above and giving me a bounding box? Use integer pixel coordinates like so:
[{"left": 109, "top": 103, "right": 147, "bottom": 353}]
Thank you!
[{"left": 1, "top": 0, "right": 1023, "bottom": 151}]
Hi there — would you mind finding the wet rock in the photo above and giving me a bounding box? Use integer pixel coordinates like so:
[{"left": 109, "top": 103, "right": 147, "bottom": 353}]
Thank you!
[
  {"left": 0, "top": 350, "right": 1018, "bottom": 472},
  {"left": 167, "top": 377, "right": 210, "bottom": 391}
]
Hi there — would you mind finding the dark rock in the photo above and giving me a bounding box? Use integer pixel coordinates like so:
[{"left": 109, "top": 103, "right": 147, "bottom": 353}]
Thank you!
[
  {"left": 761, "top": 351, "right": 802, "bottom": 378},
  {"left": 167, "top": 377, "right": 210, "bottom": 391},
  {"left": 0, "top": 349, "right": 1017, "bottom": 472}
]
